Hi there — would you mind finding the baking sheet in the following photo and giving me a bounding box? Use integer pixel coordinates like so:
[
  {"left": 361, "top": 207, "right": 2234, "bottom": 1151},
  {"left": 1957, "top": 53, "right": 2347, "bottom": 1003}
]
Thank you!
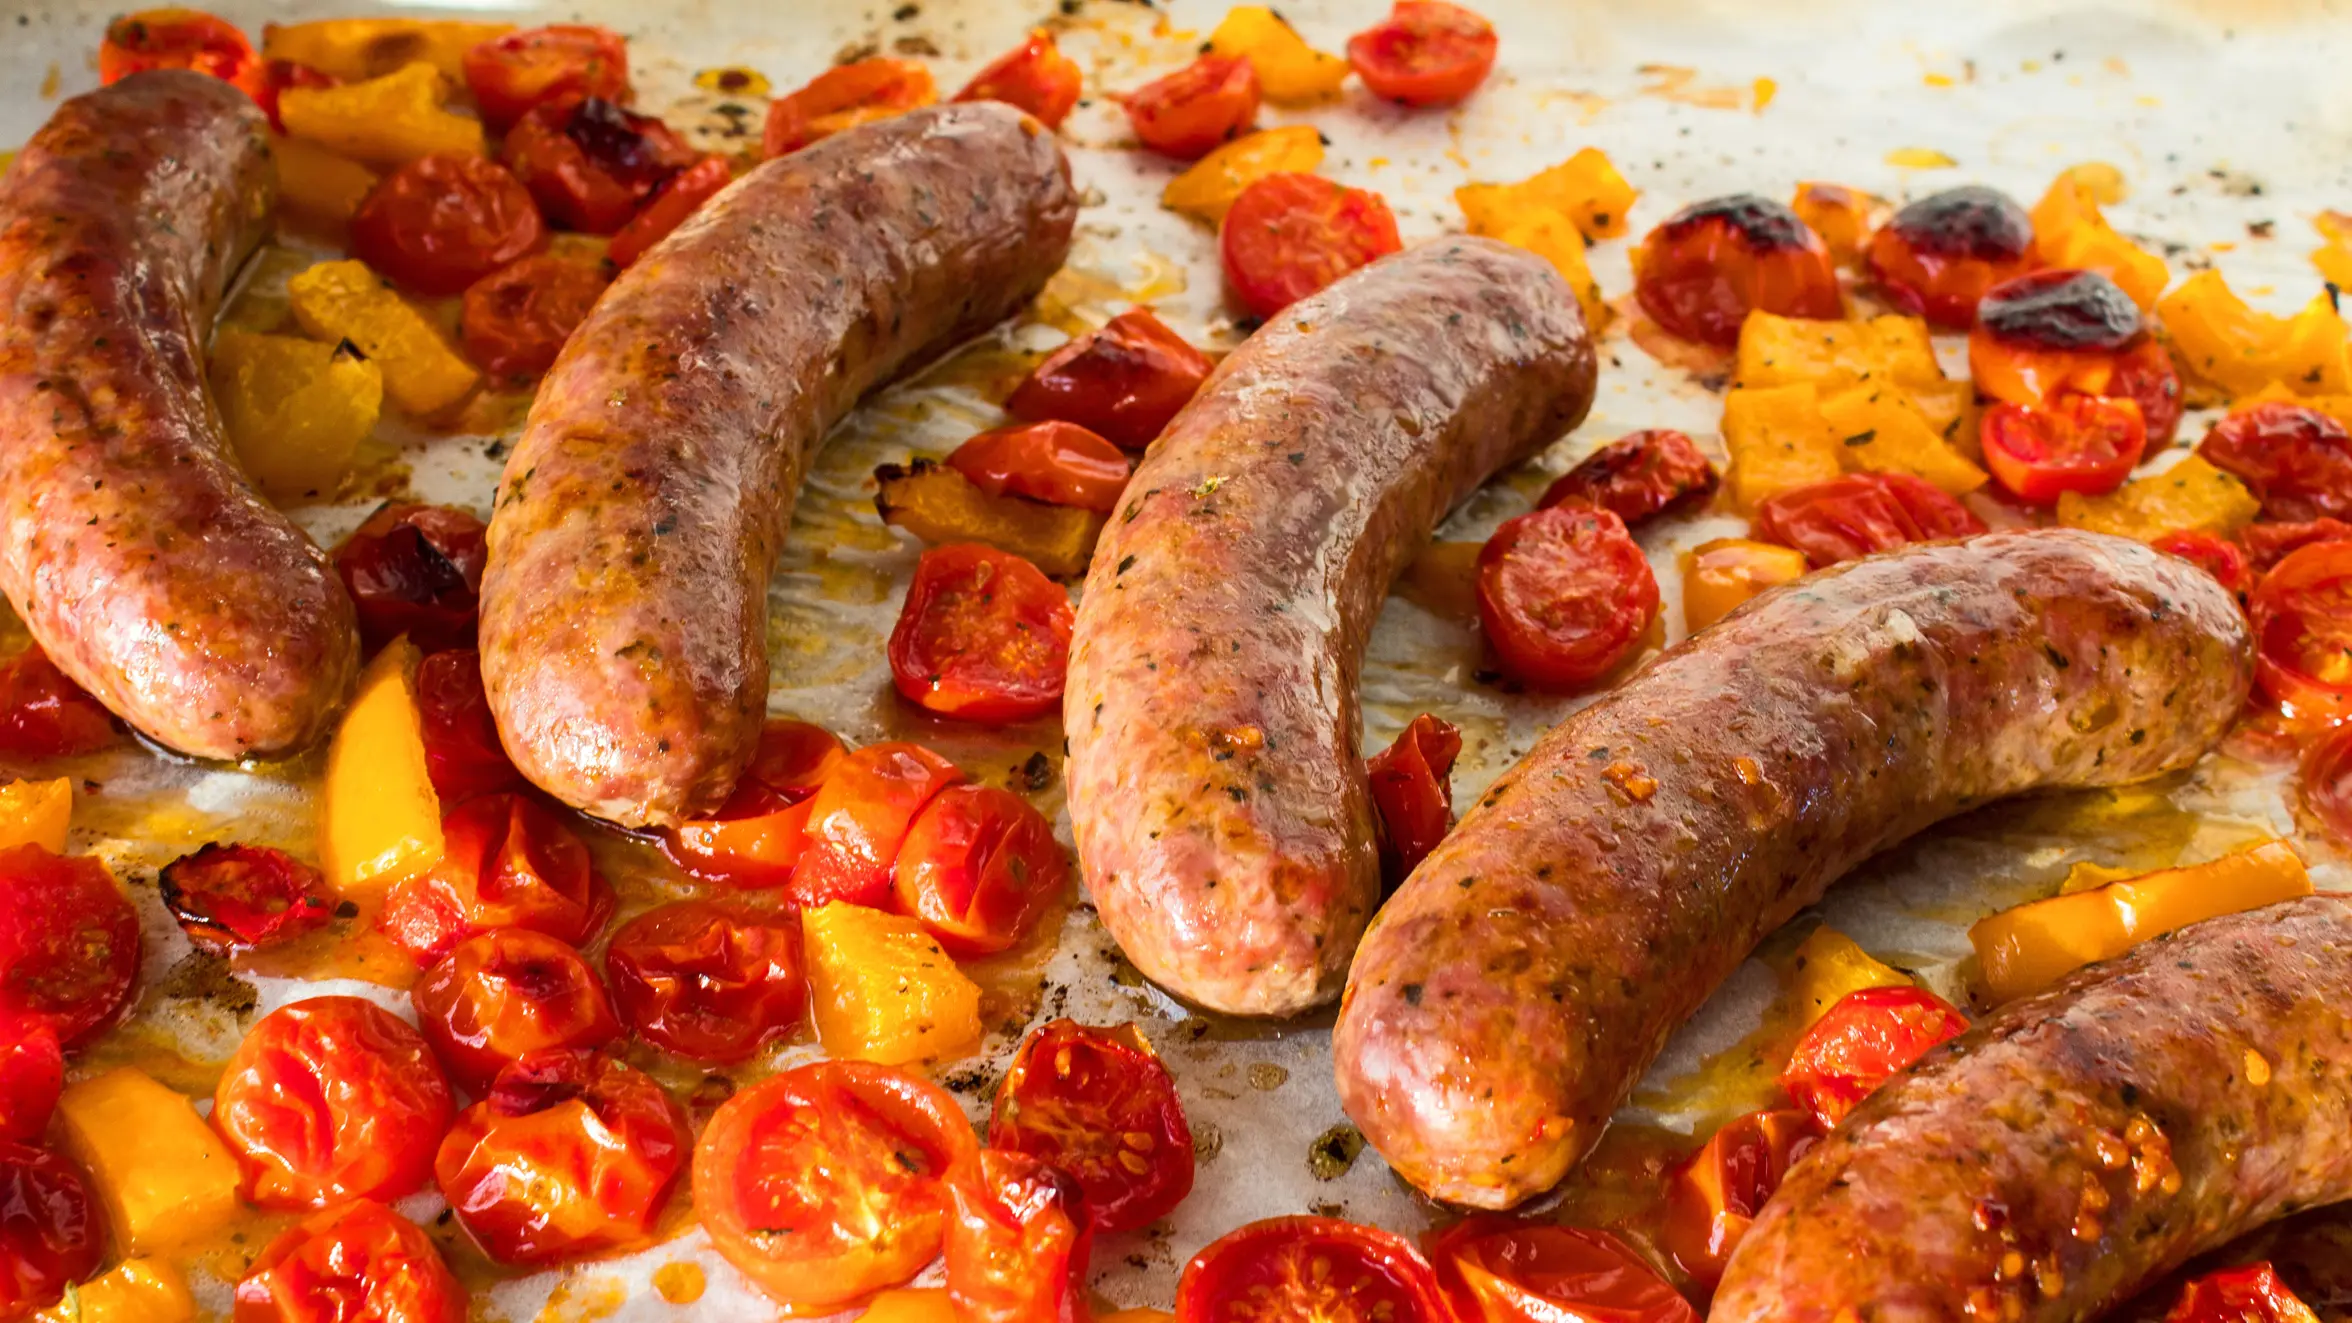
[{"left": 7, "top": 0, "right": 2352, "bottom": 1316}]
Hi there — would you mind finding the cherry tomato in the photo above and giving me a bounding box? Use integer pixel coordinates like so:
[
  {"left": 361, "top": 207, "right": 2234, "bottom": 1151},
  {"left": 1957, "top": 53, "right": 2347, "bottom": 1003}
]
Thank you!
[
  {"left": 462, "top": 24, "right": 630, "bottom": 133},
  {"left": 233, "top": 1199, "right": 465, "bottom": 1323},
  {"left": 945, "top": 1150, "right": 1091, "bottom": 1323},
  {"left": 1633, "top": 195, "right": 1843, "bottom": 346},
  {"left": 416, "top": 649, "right": 524, "bottom": 805},
  {"left": 607, "top": 155, "right": 731, "bottom": 269},
  {"left": 1980, "top": 394, "right": 2147, "bottom": 505},
  {"left": 460, "top": 252, "right": 611, "bottom": 377},
  {"left": 378, "top": 793, "right": 613, "bottom": 965},
  {"left": 1863, "top": 185, "right": 2040, "bottom": 330},
  {"left": 1004, "top": 308, "right": 1214, "bottom": 450},
  {"left": 2111, "top": 335, "right": 2185, "bottom": 447},
  {"left": 348, "top": 155, "right": 546, "bottom": 298},
  {"left": 2164, "top": 1263, "right": 2321, "bottom": 1323},
  {"left": 990, "top": 1020, "right": 1193, "bottom": 1234},
  {"left": 955, "top": 30, "right": 1084, "bottom": 130},
  {"left": 947, "top": 422, "right": 1131, "bottom": 512},
  {"left": 254, "top": 59, "right": 336, "bottom": 133},
  {"left": 1220, "top": 172, "right": 1404, "bottom": 320},
  {"left": 789, "top": 742, "right": 965, "bottom": 910},
  {"left": 604, "top": 899, "right": 805, "bottom": 1064},
  {"left": 2251, "top": 540, "right": 2352, "bottom": 724},
  {"left": 1539, "top": 428, "right": 1720, "bottom": 526},
  {"left": 159, "top": 843, "right": 334, "bottom": 953},
  {"left": 1661, "top": 1108, "right": 1817, "bottom": 1291},
  {"left": 0, "top": 1142, "right": 101, "bottom": 1321},
  {"left": 99, "top": 8, "right": 257, "bottom": 92},
  {"left": 411, "top": 929, "right": 620, "bottom": 1092},
  {"left": 1789, "top": 181, "right": 1878, "bottom": 267},
  {"left": 1125, "top": 54, "right": 1260, "bottom": 160},
  {"left": 2153, "top": 530, "right": 2255, "bottom": 598},
  {"left": 1967, "top": 268, "right": 2144, "bottom": 408},
  {"left": 1345, "top": 1, "right": 1498, "bottom": 108},
  {"left": 1779, "top": 985, "right": 1969, "bottom": 1132},
  {"left": 434, "top": 1048, "right": 689, "bottom": 1265},
  {"left": 2245, "top": 518, "right": 2352, "bottom": 573},
  {"left": 2199, "top": 401, "right": 2352, "bottom": 523},
  {"left": 1177, "top": 1217, "right": 1450, "bottom": 1323},
  {"left": 889, "top": 544, "right": 1075, "bottom": 725},
  {"left": 0, "top": 1029, "right": 60, "bottom": 1145},
  {"left": 692, "top": 1060, "right": 978, "bottom": 1313},
  {"left": 893, "top": 784, "right": 1069, "bottom": 956},
  {"left": 213, "top": 996, "right": 454, "bottom": 1209},
  {"left": 1476, "top": 505, "right": 1659, "bottom": 690},
  {"left": 2301, "top": 723, "right": 2352, "bottom": 844},
  {"left": 1426, "top": 1219, "right": 1697, "bottom": 1323},
  {"left": 504, "top": 96, "right": 698, "bottom": 234},
  {"left": 334, "top": 503, "right": 489, "bottom": 656},
  {"left": 1367, "top": 713, "right": 1461, "bottom": 884},
  {"left": 0, "top": 847, "right": 138, "bottom": 1050},
  {"left": 1751, "top": 472, "right": 1987, "bottom": 569},
  {"left": 763, "top": 58, "right": 939, "bottom": 158},
  {"left": 0, "top": 647, "right": 119, "bottom": 760},
  {"left": 660, "top": 719, "right": 846, "bottom": 889}
]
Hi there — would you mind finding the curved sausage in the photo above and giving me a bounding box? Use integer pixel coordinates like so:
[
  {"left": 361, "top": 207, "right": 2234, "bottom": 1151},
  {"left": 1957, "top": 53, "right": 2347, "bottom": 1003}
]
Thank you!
[
  {"left": 479, "top": 103, "right": 1077, "bottom": 826},
  {"left": 0, "top": 71, "right": 359, "bottom": 759},
  {"left": 1063, "top": 238, "right": 1597, "bottom": 1017},
  {"left": 1333, "top": 530, "right": 2251, "bottom": 1207},
  {"left": 1714, "top": 894, "right": 2352, "bottom": 1323}
]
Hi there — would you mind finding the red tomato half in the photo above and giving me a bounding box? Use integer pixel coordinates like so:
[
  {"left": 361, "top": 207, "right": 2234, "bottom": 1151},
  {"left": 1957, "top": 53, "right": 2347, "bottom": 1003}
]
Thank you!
[
  {"left": 100, "top": 8, "right": 257, "bottom": 92},
  {"left": 213, "top": 996, "right": 455, "bottom": 1209},
  {"left": 608, "top": 155, "right": 731, "bottom": 269},
  {"left": 460, "top": 251, "right": 611, "bottom": 377},
  {"left": 889, "top": 544, "right": 1075, "bottom": 725},
  {"left": 416, "top": 649, "right": 524, "bottom": 804},
  {"left": 956, "top": 30, "right": 1084, "bottom": 129},
  {"left": 660, "top": 719, "right": 846, "bottom": 890},
  {"left": 2199, "top": 401, "right": 2352, "bottom": 523},
  {"left": 233, "top": 1199, "right": 465, "bottom": 1323},
  {"left": 505, "top": 97, "right": 698, "bottom": 234},
  {"left": 0, "top": 647, "right": 119, "bottom": 760},
  {"left": 159, "top": 843, "right": 335, "bottom": 953},
  {"left": 334, "top": 503, "right": 489, "bottom": 656},
  {"left": 1779, "top": 985, "right": 1969, "bottom": 1132},
  {"left": 1178, "top": 1217, "right": 1450, "bottom": 1323},
  {"left": 1220, "top": 173, "right": 1404, "bottom": 320},
  {"left": 2245, "top": 518, "right": 2352, "bottom": 573},
  {"left": 1005, "top": 309, "right": 1214, "bottom": 449},
  {"left": 604, "top": 899, "right": 805, "bottom": 1064},
  {"left": 349, "top": 155, "right": 547, "bottom": 297},
  {"left": 0, "top": 1029, "right": 61, "bottom": 1145},
  {"left": 2164, "top": 1263, "right": 2321, "bottom": 1323},
  {"left": 1346, "top": 1, "right": 1498, "bottom": 108},
  {"left": 1540, "top": 428, "right": 1721, "bottom": 526},
  {"left": 463, "top": 24, "right": 630, "bottom": 132},
  {"left": 1476, "top": 505, "right": 1659, "bottom": 690},
  {"left": 1751, "top": 472, "right": 1986, "bottom": 568},
  {"left": 945, "top": 1149, "right": 1092, "bottom": 1323},
  {"left": 1634, "top": 195, "right": 1843, "bottom": 346},
  {"left": 254, "top": 59, "right": 336, "bottom": 133},
  {"left": 2152, "top": 530, "right": 2254, "bottom": 598},
  {"left": 2110, "top": 335, "right": 2184, "bottom": 448},
  {"left": 378, "top": 793, "right": 613, "bottom": 965},
  {"left": 1979, "top": 394, "right": 2147, "bottom": 505},
  {"left": 1427, "top": 1219, "right": 1697, "bottom": 1323},
  {"left": 411, "top": 930, "right": 619, "bottom": 1092},
  {"left": 893, "top": 784, "right": 1069, "bottom": 956},
  {"left": 1367, "top": 713, "right": 1462, "bottom": 884},
  {"left": 947, "top": 422, "right": 1132, "bottom": 512},
  {"left": 990, "top": 1020, "right": 1193, "bottom": 1234},
  {"left": 0, "top": 1142, "right": 102, "bottom": 1321},
  {"left": 1661, "top": 1108, "right": 1817, "bottom": 1292},
  {"left": 1862, "top": 185, "right": 2040, "bottom": 330},
  {"left": 2251, "top": 540, "right": 2352, "bottom": 724},
  {"left": 789, "top": 742, "right": 966, "bottom": 910},
  {"left": 1125, "top": 54, "right": 1260, "bottom": 160},
  {"left": 0, "top": 846, "right": 139, "bottom": 1050},
  {"left": 763, "top": 59, "right": 939, "bottom": 158}
]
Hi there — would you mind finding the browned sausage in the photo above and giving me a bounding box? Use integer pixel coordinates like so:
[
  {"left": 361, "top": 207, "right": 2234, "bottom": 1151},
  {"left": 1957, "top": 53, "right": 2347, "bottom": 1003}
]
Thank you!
[
  {"left": 1063, "top": 238, "right": 1597, "bottom": 1017},
  {"left": 0, "top": 71, "right": 358, "bottom": 758},
  {"left": 1714, "top": 894, "right": 2352, "bottom": 1323},
  {"left": 1333, "top": 530, "right": 2251, "bottom": 1207},
  {"left": 478, "top": 103, "right": 1077, "bottom": 826}
]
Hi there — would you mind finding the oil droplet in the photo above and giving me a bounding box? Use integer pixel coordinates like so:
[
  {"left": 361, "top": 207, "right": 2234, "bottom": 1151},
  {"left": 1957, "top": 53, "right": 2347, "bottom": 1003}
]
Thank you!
[
  {"left": 1885, "top": 147, "right": 1958, "bottom": 170},
  {"left": 653, "top": 1262, "right": 706, "bottom": 1305},
  {"left": 1751, "top": 77, "right": 1777, "bottom": 112},
  {"left": 2245, "top": 1047, "right": 2272, "bottom": 1086},
  {"left": 1246, "top": 1062, "right": 1289, "bottom": 1091},
  {"left": 693, "top": 67, "right": 772, "bottom": 97}
]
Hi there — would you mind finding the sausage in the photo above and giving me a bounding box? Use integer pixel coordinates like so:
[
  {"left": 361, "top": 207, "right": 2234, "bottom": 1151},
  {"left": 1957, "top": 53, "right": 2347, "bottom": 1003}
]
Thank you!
[
  {"left": 1333, "top": 529, "right": 2252, "bottom": 1207},
  {"left": 1063, "top": 238, "right": 1597, "bottom": 1017},
  {"left": 1713, "top": 894, "right": 2352, "bottom": 1323},
  {"left": 478, "top": 103, "right": 1077, "bottom": 826},
  {"left": 0, "top": 71, "right": 358, "bottom": 758}
]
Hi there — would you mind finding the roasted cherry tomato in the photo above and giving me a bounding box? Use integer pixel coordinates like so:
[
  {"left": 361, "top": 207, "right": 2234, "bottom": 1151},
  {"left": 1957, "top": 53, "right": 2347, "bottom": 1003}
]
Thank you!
[
  {"left": 789, "top": 742, "right": 965, "bottom": 910},
  {"left": 991, "top": 1020, "right": 1193, "bottom": 1234},
  {"left": 692, "top": 1060, "right": 978, "bottom": 1314},
  {"left": 1779, "top": 985, "right": 1969, "bottom": 1132},
  {"left": 159, "top": 843, "right": 334, "bottom": 953},
  {"left": 2153, "top": 530, "right": 2255, "bottom": 598},
  {"left": 379, "top": 793, "right": 613, "bottom": 965},
  {"left": 411, "top": 929, "right": 620, "bottom": 1092},
  {"left": 99, "top": 8, "right": 257, "bottom": 91},
  {"left": 0, "top": 1141, "right": 101, "bottom": 1321},
  {"left": 1751, "top": 472, "right": 1986, "bottom": 568},
  {"left": 2164, "top": 1263, "right": 2321, "bottom": 1323},
  {"left": 1125, "top": 54, "right": 1260, "bottom": 160},
  {"left": 234, "top": 1199, "right": 465, "bottom": 1323},
  {"left": 956, "top": 30, "right": 1083, "bottom": 129},
  {"left": 893, "top": 784, "right": 1069, "bottom": 956},
  {"left": 1178, "top": 1217, "right": 1450, "bottom": 1323},
  {"left": 334, "top": 503, "right": 489, "bottom": 656},
  {"left": 213, "top": 996, "right": 454, "bottom": 1209},
  {"left": 2199, "top": 401, "right": 2352, "bottom": 522},
  {"left": 1980, "top": 394, "right": 2147, "bottom": 505},
  {"left": 1367, "top": 713, "right": 1461, "bottom": 884},
  {"left": 2246, "top": 518, "right": 2352, "bottom": 572},
  {"left": 1539, "top": 428, "right": 1720, "bottom": 525},
  {"left": 945, "top": 1150, "right": 1092, "bottom": 1323},
  {"left": 505, "top": 96, "right": 697, "bottom": 234},
  {"left": 348, "top": 155, "right": 547, "bottom": 298},
  {"left": 0, "top": 647, "right": 119, "bottom": 760},
  {"left": 254, "top": 59, "right": 336, "bottom": 132},
  {"left": 2110, "top": 335, "right": 2184, "bottom": 447},
  {"left": 416, "top": 649, "right": 524, "bottom": 804},
  {"left": 1967, "top": 267, "right": 2144, "bottom": 408},
  {"left": 434, "top": 1048, "right": 690, "bottom": 1265},
  {"left": 763, "top": 58, "right": 939, "bottom": 158},
  {"left": 0, "top": 1028, "right": 60, "bottom": 1145},
  {"left": 1427, "top": 1218, "right": 1698, "bottom": 1323},
  {"left": 604, "top": 898, "right": 805, "bottom": 1064},
  {"left": 2251, "top": 540, "right": 2352, "bottom": 724},
  {"left": 889, "top": 545, "right": 1075, "bottom": 725},
  {"left": 1863, "top": 185, "right": 2040, "bottom": 329},
  {"left": 0, "top": 847, "right": 138, "bottom": 1050},
  {"left": 1789, "top": 181, "right": 1877, "bottom": 266},
  {"left": 460, "top": 251, "right": 611, "bottom": 377},
  {"left": 1005, "top": 308, "right": 1214, "bottom": 450},
  {"left": 1476, "top": 505, "right": 1659, "bottom": 690},
  {"left": 947, "top": 422, "right": 1131, "bottom": 512},
  {"left": 1345, "top": 1, "right": 1498, "bottom": 108},
  {"left": 1633, "top": 195, "right": 1843, "bottom": 346},
  {"left": 2302, "top": 723, "right": 2352, "bottom": 844},
  {"left": 1220, "top": 172, "right": 1403, "bottom": 320},
  {"left": 463, "top": 24, "right": 631, "bottom": 132},
  {"left": 1661, "top": 1108, "right": 1817, "bottom": 1291},
  {"left": 607, "top": 155, "right": 731, "bottom": 269},
  {"left": 660, "top": 719, "right": 846, "bottom": 889}
]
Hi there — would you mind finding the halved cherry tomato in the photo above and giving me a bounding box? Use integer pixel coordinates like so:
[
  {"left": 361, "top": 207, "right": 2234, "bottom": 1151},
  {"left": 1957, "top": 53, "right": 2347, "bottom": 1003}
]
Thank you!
[
  {"left": 893, "top": 784, "right": 1068, "bottom": 956},
  {"left": 378, "top": 793, "right": 613, "bottom": 965},
  {"left": 660, "top": 719, "right": 846, "bottom": 889},
  {"left": 990, "top": 1020, "right": 1193, "bottom": 1234},
  {"left": 956, "top": 30, "right": 1084, "bottom": 129},
  {"left": 254, "top": 59, "right": 336, "bottom": 132},
  {"left": 433, "top": 1048, "right": 689, "bottom": 1265},
  {"left": 213, "top": 996, "right": 455, "bottom": 1209},
  {"left": 2164, "top": 1263, "right": 2321, "bottom": 1323},
  {"left": 349, "top": 155, "right": 547, "bottom": 297},
  {"left": 1539, "top": 428, "right": 1720, "bottom": 525},
  {"left": 2199, "top": 401, "right": 2352, "bottom": 522},
  {"left": 1426, "top": 1219, "right": 1697, "bottom": 1323},
  {"left": 1967, "top": 268, "right": 2144, "bottom": 408},
  {"left": 0, "top": 1142, "right": 101, "bottom": 1321},
  {"left": 1345, "top": 1, "right": 1498, "bottom": 108},
  {"left": 504, "top": 96, "right": 698, "bottom": 234},
  {"left": 889, "top": 545, "right": 1075, "bottom": 725},
  {"left": 2304, "top": 724, "right": 2352, "bottom": 843},
  {"left": 608, "top": 155, "right": 731, "bottom": 269},
  {"left": 1661, "top": 1108, "right": 1817, "bottom": 1291},
  {"left": 1367, "top": 713, "right": 1461, "bottom": 884},
  {"left": 604, "top": 898, "right": 805, "bottom": 1063},
  {"left": 692, "top": 1060, "right": 978, "bottom": 1313},
  {"left": 0, "top": 847, "right": 138, "bottom": 1050},
  {"left": 234, "top": 1198, "right": 465, "bottom": 1323},
  {"left": 416, "top": 649, "right": 524, "bottom": 804},
  {"left": 763, "top": 58, "right": 939, "bottom": 158},
  {"left": 2111, "top": 335, "right": 2184, "bottom": 447},
  {"left": 1863, "top": 185, "right": 2041, "bottom": 330},
  {"left": 411, "top": 929, "right": 619, "bottom": 1092},
  {"left": 1751, "top": 472, "right": 1987, "bottom": 568},
  {"left": 1980, "top": 394, "right": 2146, "bottom": 505},
  {"left": 1220, "top": 172, "right": 1403, "bottom": 320},
  {"left": 159, "top": 843, "right": 335, "bottom": 953},
  {"left": 100, "top": 8, "right": 257, "bottom": 91},
  {"left": 460, "top": 251, "right": 611, "bottom": 377},
  {"left": 334, "top": 503, "right": 489, "bottom": 656},
  {"left": 2153, "top": 530, "right": 2255, "bottom": 598},
  {"left": 1005, "top": 309, "right": 1214, "bottom": 450},
  {"left": 1177, "top": 1216, "right": 1450, "bottom": 1323},
  {"left": 1633, "top": 195, "right": 1843, "bottom": 346},
  {"left": 1125, "top": 54, "right": 1260, "bottom": 160},
  {"left": 2245, "top": 518, "right": 2352, "bottom": 572},
  {"left": 1779, "top": 985, "right": 1969, "bottom": 1132},
  {"left": 947, "top": 422, "right": 1131, "bottom": 512},
  {"left": 2251, "top": 540, "right": 2352, "bottom": 723},
  {"left": 463, "top": 24, "right": 631, "bottom": 133},
  {"left": 945, "top": 1150, "right": 1092, "bottom": 1323},
  {"left": 1476, "top": 505, "right": 1659, "bottom": 690},
  {"left": 0, "top": 1028, "right": 61, "bottom": 1145},
  {"left": 789, "top": 742, "right": 965, "bottom": 910},
  {"left": 0, "top": 647, "right": 119, "bottom": 760}
]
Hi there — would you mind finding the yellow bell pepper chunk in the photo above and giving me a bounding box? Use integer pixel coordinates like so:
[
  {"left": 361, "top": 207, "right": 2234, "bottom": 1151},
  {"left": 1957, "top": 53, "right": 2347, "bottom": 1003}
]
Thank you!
[
  {"left": 1971, "top": 839, "right": 2311, "bottom": 1004},
  {"left": 875, "top": 460, "right": 1104, "bottom": 578},
  {"left": 55, "top": 1069, "right": 242, "bottom": 1256},
  {"left": 1902, "top": 378, "right": 1982, "bottom": 461},
  {"left": 2055, "top": 454, "right": 2260, "bottom": 541},
  {"left": 2031, "top": 171, "right": 2170, "bottom": 309},
  {"left": 1682, "top": 538, "right": 1809, "bottom": 632},
  {"left": 1163, "top": 126, "right": 1325, "bottom": 226},
  {"left": 1820, "top": 383, "right": 1988, "bottom": 495},
  {"left": 2159, "top": 270, "right": 2352, "bottom": 398},
  {"left": 1789, "top": 182, "right": 1879, "bottom": 266},
  {"left": 1480, "top": 211, "right": 1607, "bottom": 334},
  {"left": 860, "top": 1290, "right": 958, "bottom": 1323},
  {"left": 37, "top": 1260, "right": 194, "bottom": 1323},
  {"left": 1722, "top": 383, "right": 1844, "bottom": 511},
  {"left": 211, "top": 329, "right": 384, "bottom": 503},
  {"left": 0, "top": 778, "right": 72, "bottom": 855},
  {"left": 262, "top": 17, "right": 514, "bottom": 82},
  {"left": 1458, "top": 147, "right": 1638, "bottom": 242},
  {"left": 278, "top": 63, "right": 487, "bottom": 171},
  {"left": 319, "top": 636, "right": 444, "bottom": 895},
  {"left": 287, "top": 260, "right": 480, "bottom": 417},
  {"left": 270, "top": 134, "right": 379, "bottom": 236},
  {"left": 804, "top": 902, "right": 983, "bottom": 1066},
  {"left": 1733, "top": 312, "right": 1943, "bottom": 391},
  {"left": 1779, "top": 926, "right": 1911, "bottom": 1031},
  {"left": 1206, "top": 7, "right": 1350, "bottom": 104}
]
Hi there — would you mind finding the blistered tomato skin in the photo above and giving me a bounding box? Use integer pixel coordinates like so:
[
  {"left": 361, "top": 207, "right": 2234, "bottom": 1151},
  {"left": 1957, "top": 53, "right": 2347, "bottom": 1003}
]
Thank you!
[
  {"left": 0, "top": 1141, "right": 102, "bottom": 1321},
  {"left": 1366, "top": 713, "right": 1462, "bottom": 885},
  {"left": 0, "top": 1029, "right": 61, "bottom": 1145},
  {"left": 415, "top": 649, "right": 526, "bottom": 804},
  {"left": 1751, "top": 472, "right": 1987, "bottom": 568},
  {"left": 2250, "top": 541, "right": 2352, "bottom": 724},
  {"left": 888, "top": 544, "right": 1076, "bottom": 725},
  {"left": 955, "top": 30, "right": 1084, "bottom": 129},
  {"left": 234, "top": 1199, "right": 466, "bottom": 1323},
  {"left": 411, "top": 930, "right": 620, "bottom": 1092},
  {"left": 1476, "top": 505, "right": 1660, "bottom": 690},
  {"left": 604, "top": 899, "right": 806, "bottom": 1064},
  {"left": 990, "top": 1020, "right": 1194, "bottom": 1235},
  {"left": 1633, "top": 195, "right": 1843, "bottom": 346},
  {"left": 348, "top": 156, "right": 548, "bottom": 298},
  {"left": 2163, "top": 1263, "right": 2321, "bottom": 1323},
  {"left": 0, "top": 846, "right": 140, "bottom": 1049},
  {"left": 1977, "top": 267, "right": 2144, "bottom": 350},
  {"left": 2109, "top": 335, "right": 2184, "bottom": 447},
  {"left": 1345, "top": 1, "right": 1500, "bottom": 108},
  {"left": 460, "top": 253, "right": 611, "bottom": 377},
  {"left": 1779, "top": 986, "right": 1970, "bottom": 1132},
  {"left": 1864, "top": 185, "right": 2039, "bottom": 329},
  {"left": 1219, "top": 172, "right": 1404, "bottom": 320},
  {"left": 658, "top": 719, "right": 845, "bottom": 890},
  {"left": 946, "top": 422, "right": 1131, "bottom": 512},
  {"left": 159, "top": 843, "right": 336, "bottom": 953},
  {"left": 762, "top": 58, "right": 938, "bottom": 158},
  {"left": 0, "top": 648, "right": 120, "bottom": 761},
  {"left": 333, "top": 503, "right": 490, "bottom": 657},
  {"left": 378, "top": 792, "right": 614, "bottom": 965},
  {"left": 464, "top": 24, "right": 632, "bottom": 133},
  {"left": 1538, "top": 428, "right": 1719, "bottom": 525},
  {"left": 2153, "top": 530, "right": 2254, "bottom": 598},
  {"left": 1004, "top": 309, "right": 1214, "bottom": 449},
  {"left": 1979, "top": 395, "right": 2147, "bottom": 506},
  {"left": 892, "top": 784, "right": 1070, "bottom": 956},
  {"left": 98, "top": 10, "right": 257, "bottom": 90},
  {"left": 944, "top": 1149, "right": 1093, "bottom": 1323},
  {"left": 2199, "top": 401, "right": 2352, "bottom": 522},
  {"left": 1125, "top": 55, "right": 1261, "bottom": 160},
  {"left": 1663, "top": 1109, "right": 1818, "bottom": 1290},
  {"left": 504, "top": 96, "right": 698, "bottom": 234},
  {"left": 1427, "top": 1219, "right": 1698, "bottom": 1323},
  {"left": 788, "top": 742, "right": 966, "bottom": 911}
]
